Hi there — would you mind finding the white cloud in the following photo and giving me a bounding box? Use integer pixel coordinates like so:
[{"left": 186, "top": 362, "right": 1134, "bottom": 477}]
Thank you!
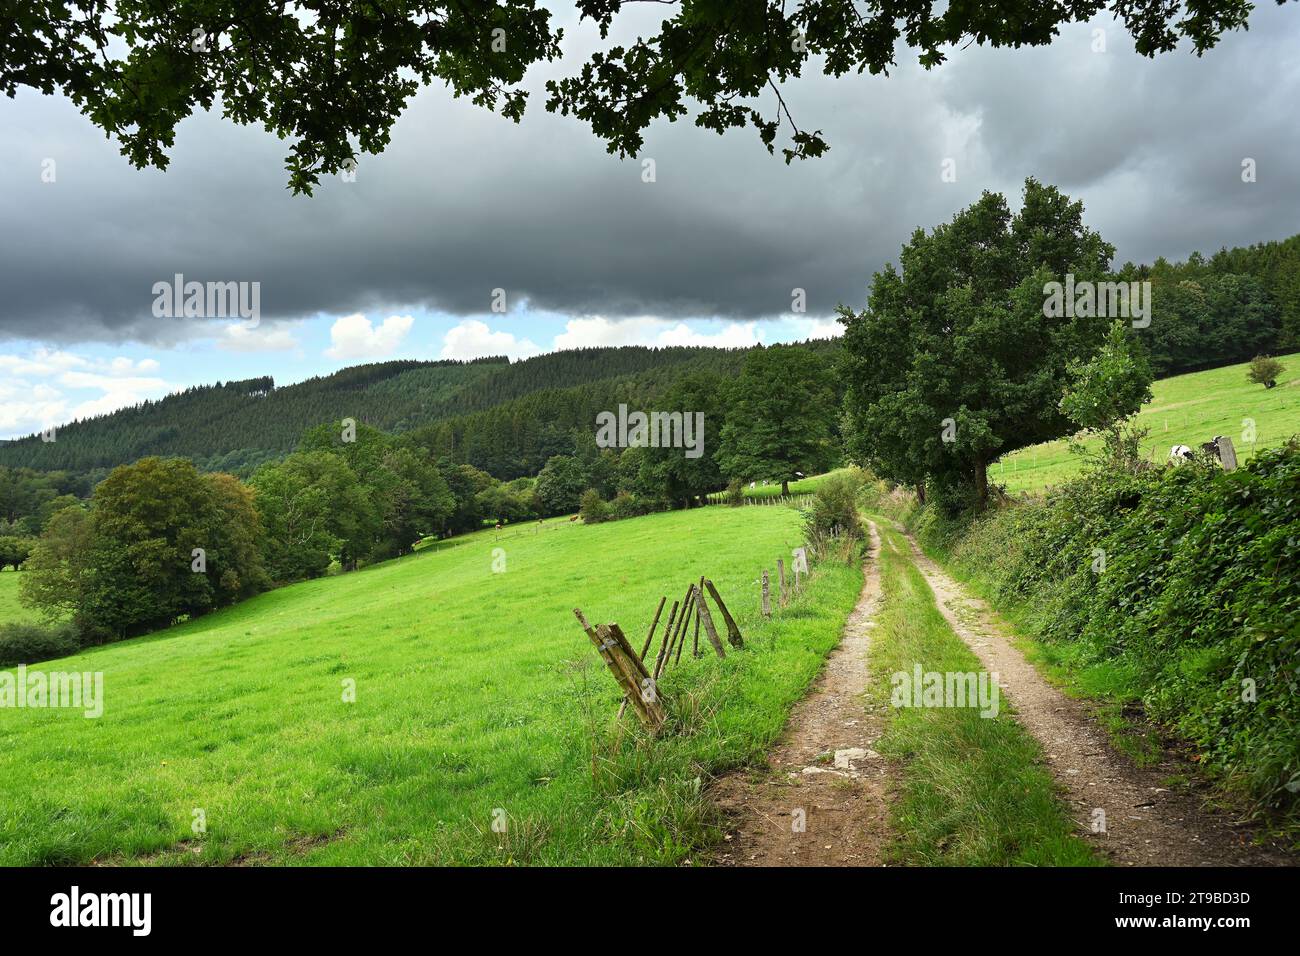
[
  {"left": 0, "top": 396, "right": 66, "bottom": 434},
  {"left": 325, "top": 313, "right": 414, "bottom": 360},
  {"left": 552, "top": 317, "right": 765, "bottom": 350},
  {"left": 218, "top": 321, "right": 300, "bottom": 353},
  {"left": 656, "top": 321, "right": 764, "bottom": 348},
  {"left": 67, "top": 382, "right": 169, "bottom": 420},
  {"left": 0, "top": 348, "right": 89, "bottom": 378},
  {"left": 440, "top": 319, "right": 541, "bottom": 361},
  {"left": 0, "top": 349, "right": 176, "bottom": 437},
  {"left": 550, "top": 317, "right": 664, "bottom": 349},
  {"left": 790, "top": 318, "right": 845, "bottom": 340}
]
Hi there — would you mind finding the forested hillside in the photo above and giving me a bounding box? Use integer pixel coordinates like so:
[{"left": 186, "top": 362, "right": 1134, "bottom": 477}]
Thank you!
[
  {"left": 1122, "top": 232, "right": 1300, "bottom": 375},
  {"left": 0, "top": 345, "right": 800, "bottom": 478},
  {"left": 0, "top": 359, "right": 504, "bottom": 476}
]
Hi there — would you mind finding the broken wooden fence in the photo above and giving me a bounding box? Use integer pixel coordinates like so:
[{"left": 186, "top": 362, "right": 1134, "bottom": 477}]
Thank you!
[
  {"left": 761, "top": 546, "right": 813, "bottom": 619},
  {"left": 574, "top": 576, "right": 745, "bottom": 732}
]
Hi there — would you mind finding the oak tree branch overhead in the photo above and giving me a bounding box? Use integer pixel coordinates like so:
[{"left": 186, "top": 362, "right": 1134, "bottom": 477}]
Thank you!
[{"left": 3, "top": 0, "right": 1284, "bottom": 193}]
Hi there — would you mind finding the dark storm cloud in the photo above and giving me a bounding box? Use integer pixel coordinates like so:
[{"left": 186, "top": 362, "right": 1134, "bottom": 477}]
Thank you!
[{"left": 1, "top": 6, "right": 1298, "bottom": 345}]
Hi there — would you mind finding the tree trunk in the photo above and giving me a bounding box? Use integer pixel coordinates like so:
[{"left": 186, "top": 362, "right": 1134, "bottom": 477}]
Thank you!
[
  {"left": 781, "top": 479, "right": 790, "bottom": 496},
  {"left": 916, "top": 482, "right": 926, "bottom": 505}
]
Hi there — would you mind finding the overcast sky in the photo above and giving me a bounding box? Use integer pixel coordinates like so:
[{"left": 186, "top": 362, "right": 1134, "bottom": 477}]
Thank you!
[{"left": 2, "top": 4, "right": 1299, "bottom": 438}]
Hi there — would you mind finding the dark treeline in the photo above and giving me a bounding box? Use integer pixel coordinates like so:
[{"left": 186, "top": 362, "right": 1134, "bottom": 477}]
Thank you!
[
  {"left": 1120, "top": 232, "right": 1300, "bottom": 376},
  {"left": 0, "top": 360, "right": 500, "bottom": 475},
  {"left": 403, "top": 342, "right": 842, "bottom": 480},
  {"left": 0, "top": 467, "right": 88, "bottom": 571}
]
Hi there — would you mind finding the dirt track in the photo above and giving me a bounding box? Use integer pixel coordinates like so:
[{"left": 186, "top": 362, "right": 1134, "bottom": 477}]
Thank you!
[
  {"left": 709, "top": 522, "right": 889, "bottom": 866},
  {"left": 902, "top": 531, "right": 1295, "bottom": 867},
  {"left": 706, "top": 517, "right": 1295, "bottom": 868}
]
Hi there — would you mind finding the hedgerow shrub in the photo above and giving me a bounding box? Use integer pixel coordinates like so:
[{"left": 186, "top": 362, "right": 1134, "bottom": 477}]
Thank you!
[
  {"left": 0, "top": 622, "right": 83, "bottom": 667},
  {"left": 802, "top": 470, "right": 868, "bottom": 564},
  {"left": 609, "top": 491, "right": 650, "bottom": 521},
  {"left": 922, "top": 441, "right": 1300, "bottom": 814},
  {"left": 579, "top": 489, "right": 612, "bottom": 524}
]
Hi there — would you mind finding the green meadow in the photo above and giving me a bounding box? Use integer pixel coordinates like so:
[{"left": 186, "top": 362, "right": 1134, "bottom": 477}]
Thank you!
[
  {"left": 0, "top": 505, "right": 862, "bottom": 866},
  {"left": 998, "top": 352, "right": 1300, "bottom": 494},
  {"left": 0, "top": 570, "right": 36, "bottom": 626},
  {"left": 706, "top": 469, "right": 844, "bottom": 502}
]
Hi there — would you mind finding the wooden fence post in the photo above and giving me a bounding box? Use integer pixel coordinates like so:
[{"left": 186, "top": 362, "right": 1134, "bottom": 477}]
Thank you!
[
  {"left": 778, "top": 558, "right": 788, "bottom": 607},
  {"left": 1218, "top": 435, "right": 1239, "bottom": 471},
  {"left": 660, "top": 584, "right": 694, "bottom": 677},
  {"left": 574, "top": 610, "right": 666, "bottom": 731},
  {"left": 691, "top": 576, "right": 705, "bottom": 658},
  {"left": 704, "top": 579, "right": 744, "bottom": 648},
  {"left": 694, "top": 586, "right": 727, "bottom": 658},
  {"left": 620, "top": 596, "right": 672, "bottom": 719},
  {"left": 639, "top": 596, "right": 666, "bottom": 660},
  {"left": 761, "top": 570, "right": 771, "bottom": 619}
]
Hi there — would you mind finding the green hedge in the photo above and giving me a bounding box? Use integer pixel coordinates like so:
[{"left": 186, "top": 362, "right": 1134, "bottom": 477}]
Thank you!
[
  {"left": 916, "top": 441, "right": 1300, "bottom": 814},
  {"left": 0, "top": 622, "right": 83, "bottom": 668}
]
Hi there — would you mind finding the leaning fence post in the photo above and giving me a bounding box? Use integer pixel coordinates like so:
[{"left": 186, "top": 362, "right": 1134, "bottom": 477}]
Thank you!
[
  {"left": 639, "top": 596, "right": 667, "bottom": 660},
  {"left": 761, "top": 570, "right": 771, "bottom": 618},
  {"left": 778, "top": 558, "right": 788, "bottom": 607},
  {"left": 694, "top": 586, "right": 727, "bottom": 658},
  {"left": 610, "top": 622, "right": 666, "bottom": 730},
  {"left": 704, "top": 579, "right": 744, "bottom": 648},
  {"left": 574, "top": 610, "right": 666, "bottom": 732},
  {"left": 620, "top": 596, "right": 670, "bottom": 719},
  {"left": 659, "top": 585, "right": 694, "bottom": 677}
]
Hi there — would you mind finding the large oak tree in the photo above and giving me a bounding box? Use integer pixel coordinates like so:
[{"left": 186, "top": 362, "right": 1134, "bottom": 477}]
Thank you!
[{"left": 839, "top": 178, "right": 1130, "bottom": 512}]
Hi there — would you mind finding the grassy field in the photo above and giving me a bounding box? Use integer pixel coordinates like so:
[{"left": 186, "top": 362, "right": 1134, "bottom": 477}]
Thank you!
[
  {"left": 0, "top": 569, "right": 39, "bottom": 626},
  {"left": 0, "top": 503, "right": 863, "bottom": 866},
  {"left": 867, "top": 521, "right": 1099, "bottom": 866},
  {"left": 706, "top": 469, "right": 845, "bottom": 502},
  {"left": 998, "top": 352, "right": 1300, "bottom": 493}
]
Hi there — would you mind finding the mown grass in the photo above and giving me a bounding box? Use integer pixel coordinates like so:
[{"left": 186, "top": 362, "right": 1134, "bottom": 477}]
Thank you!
[
  {"left": 866, "top": 521, "right": 1100, "bottom": 866},
  {"left": 0, "top": 503, "right": 862, "bottom": 866},
  {"left": 997, "top": 351, "right": 1300, "bottom": 493}
]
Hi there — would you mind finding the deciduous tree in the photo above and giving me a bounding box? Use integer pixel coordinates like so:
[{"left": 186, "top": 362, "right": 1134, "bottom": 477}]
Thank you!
[
  {"left": 840, "top": 179, "right": 1119, "bottom": 511},
  {"left": 717, "top": 345, "right": 837, "bottom": 495}
]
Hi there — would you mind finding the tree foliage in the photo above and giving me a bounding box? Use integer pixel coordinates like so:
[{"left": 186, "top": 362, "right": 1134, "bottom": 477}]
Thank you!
[
  {"left": 717, "top": 345, "right": 838, "bottom": 495},
  {"left": 2, "top": 2, "right": 1269, "bottom": 193},
  {"left": 840, "top": 179, "right": 1126, "bottom": 511},
  {"left": 1247, "top": 354, "right": 1285, "bottom": 389},
  {"left": 1059, "top": 321, "right": 1155, "bottom": 472},
  {"left": 22, "top": 458, "right": 268, "bottom": 638}
]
